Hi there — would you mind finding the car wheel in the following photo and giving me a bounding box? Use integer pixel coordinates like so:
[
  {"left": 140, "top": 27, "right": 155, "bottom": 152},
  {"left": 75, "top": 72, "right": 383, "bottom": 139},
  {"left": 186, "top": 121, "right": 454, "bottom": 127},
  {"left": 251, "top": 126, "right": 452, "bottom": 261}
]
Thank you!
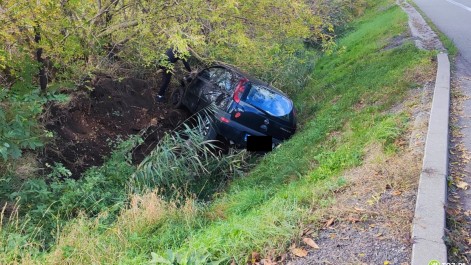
[
  {"left": 170, "top": 87, "right": 184, "bottom": 109},
  {"left": 201, "top": 115, "right": 217, "bottom": 141},
  {"left": 168, "top": 109, "right": 190, "bottom": 127}
]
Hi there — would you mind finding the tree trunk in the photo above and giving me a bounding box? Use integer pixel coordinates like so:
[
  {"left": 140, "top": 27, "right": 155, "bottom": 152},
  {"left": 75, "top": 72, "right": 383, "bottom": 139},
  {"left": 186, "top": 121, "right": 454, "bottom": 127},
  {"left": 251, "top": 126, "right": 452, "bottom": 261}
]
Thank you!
[{"left": 34, "top": 26, "right": 47, "bottom": 93}]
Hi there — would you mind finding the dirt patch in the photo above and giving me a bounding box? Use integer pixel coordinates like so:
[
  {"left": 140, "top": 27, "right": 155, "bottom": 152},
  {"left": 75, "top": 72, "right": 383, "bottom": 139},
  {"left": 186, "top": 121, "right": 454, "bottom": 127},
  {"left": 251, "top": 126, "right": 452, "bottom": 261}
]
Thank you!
[
  {"left": 383, "top": 33, "right": 412, "bottom": 51},
  {"left": 41, "top": 75, "right": 188, "bottom": 178}
]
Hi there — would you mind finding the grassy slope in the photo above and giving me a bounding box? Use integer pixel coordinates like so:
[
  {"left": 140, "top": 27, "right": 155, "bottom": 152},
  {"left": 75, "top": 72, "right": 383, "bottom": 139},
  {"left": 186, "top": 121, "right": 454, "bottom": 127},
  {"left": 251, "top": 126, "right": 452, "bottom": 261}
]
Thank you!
[{"left": 27, "top": 1, "right": 434, "bottom": 264}]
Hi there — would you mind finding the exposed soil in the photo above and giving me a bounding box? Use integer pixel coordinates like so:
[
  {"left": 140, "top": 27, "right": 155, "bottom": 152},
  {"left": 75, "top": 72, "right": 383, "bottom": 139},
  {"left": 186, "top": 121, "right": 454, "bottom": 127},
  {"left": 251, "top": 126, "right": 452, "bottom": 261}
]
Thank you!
[{"left": 41, "top": 75, "right": 188, "bottom": 178}]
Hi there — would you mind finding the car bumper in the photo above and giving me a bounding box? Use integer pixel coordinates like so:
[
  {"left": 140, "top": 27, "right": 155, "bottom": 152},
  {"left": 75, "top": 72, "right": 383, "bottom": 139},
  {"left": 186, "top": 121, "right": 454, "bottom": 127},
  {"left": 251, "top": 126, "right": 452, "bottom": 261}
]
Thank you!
[{"left": 215, "top": 119, "right": 282, "bottom": 147}]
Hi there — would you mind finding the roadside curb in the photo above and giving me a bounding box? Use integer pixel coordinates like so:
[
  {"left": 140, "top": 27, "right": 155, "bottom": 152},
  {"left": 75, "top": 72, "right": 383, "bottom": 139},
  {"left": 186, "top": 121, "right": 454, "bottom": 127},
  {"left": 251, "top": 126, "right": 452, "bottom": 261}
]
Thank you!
[{"left": 411, "top": 53, "right": 450, "bottom": 265}]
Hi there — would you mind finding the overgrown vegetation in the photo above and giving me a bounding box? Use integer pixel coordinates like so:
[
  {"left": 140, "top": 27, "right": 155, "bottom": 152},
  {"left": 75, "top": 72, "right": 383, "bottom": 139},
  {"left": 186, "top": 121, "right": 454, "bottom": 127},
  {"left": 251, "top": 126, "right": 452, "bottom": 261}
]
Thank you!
[
  {"left": 0, "top": 0, "right": 436, "bottom": 263},
  {"left": 0, "top": 0, "right": 365, "bottom": 166}
]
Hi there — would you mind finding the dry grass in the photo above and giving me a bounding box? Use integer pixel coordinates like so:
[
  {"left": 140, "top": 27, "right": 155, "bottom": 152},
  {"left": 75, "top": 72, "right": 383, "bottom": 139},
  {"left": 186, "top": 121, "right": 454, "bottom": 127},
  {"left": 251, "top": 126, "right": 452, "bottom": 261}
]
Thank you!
[
  {"left": 311, "top": 143, "right": 421, "bottom": 238},
  {"left": 13, "top": 153, "right": 40, "bottom": 180},
  {"left": 403, "top": 58, "right": 437, "bottom": 84},
  {"left": 43, "top": 189, "right": 195, "bottom": 265}
]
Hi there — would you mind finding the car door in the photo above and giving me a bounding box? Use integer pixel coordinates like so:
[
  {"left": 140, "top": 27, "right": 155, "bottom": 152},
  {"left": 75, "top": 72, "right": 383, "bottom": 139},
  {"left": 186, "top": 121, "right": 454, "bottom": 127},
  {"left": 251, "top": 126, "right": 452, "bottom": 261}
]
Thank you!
[{"left": 183, "top": 69, "right": 210, "bottom": 112}]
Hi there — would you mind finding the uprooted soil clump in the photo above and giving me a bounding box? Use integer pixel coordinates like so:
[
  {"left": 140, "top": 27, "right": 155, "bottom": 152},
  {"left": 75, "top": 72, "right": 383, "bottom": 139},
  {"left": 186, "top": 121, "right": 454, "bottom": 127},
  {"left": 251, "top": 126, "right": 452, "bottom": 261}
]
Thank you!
[{"left": 42, "top": 76, "right": 188, "bottom": 178}]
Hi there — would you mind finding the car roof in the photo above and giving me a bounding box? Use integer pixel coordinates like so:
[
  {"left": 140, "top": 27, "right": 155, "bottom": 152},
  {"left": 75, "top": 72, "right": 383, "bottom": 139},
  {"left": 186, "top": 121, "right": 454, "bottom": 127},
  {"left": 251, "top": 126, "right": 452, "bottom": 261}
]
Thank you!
[{"left": 210, "top": 63, "right": 289, "bottom": 97}]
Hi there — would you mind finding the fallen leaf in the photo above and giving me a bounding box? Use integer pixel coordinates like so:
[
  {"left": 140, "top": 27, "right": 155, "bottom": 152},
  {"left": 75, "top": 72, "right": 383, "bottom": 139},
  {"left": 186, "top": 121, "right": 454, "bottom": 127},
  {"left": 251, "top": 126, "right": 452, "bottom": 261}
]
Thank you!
[
  {"left": 291, "top": 248, "right": 307, "bottom": 257},
  {"left": 260, "top": 258, "right": 275, "bottom": 265},
  {"left": 347, "top": 216, "right": 360, "bottom": 223},
  {"left": 302, "top": 228, "right": 314, "bottom": 236},
  {"left": 392, "top": 190, "right": 402, "bottom": 196},
  {"left": 324, "top": 217, "right": 335, "bottom": 228},
  {"left": 384, "top": 261, "right": 390, "bottom": 265},
  {"left": 302, "top": 238, "right": 319, "bottom": 249},
  {"left": 456, "top": 181, "right": 470, "bottom": 190}
]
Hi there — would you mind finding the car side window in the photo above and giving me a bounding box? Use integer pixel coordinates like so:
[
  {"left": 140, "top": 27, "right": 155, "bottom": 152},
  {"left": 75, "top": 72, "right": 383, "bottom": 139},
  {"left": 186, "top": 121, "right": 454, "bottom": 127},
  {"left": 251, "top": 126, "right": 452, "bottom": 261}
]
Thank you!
[
  {"left": 198, "top": 69, "right": 210, "bottom": 80},
  {"left": 208, "top": 68, "right": 237, "bottom": 92}
]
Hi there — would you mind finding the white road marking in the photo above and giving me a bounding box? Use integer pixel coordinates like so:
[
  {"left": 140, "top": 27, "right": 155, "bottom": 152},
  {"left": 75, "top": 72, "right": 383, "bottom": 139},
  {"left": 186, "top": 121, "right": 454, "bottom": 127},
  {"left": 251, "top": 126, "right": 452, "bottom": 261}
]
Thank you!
[{"left": 444, "top": 0, "right": 471, "bottom": 12}]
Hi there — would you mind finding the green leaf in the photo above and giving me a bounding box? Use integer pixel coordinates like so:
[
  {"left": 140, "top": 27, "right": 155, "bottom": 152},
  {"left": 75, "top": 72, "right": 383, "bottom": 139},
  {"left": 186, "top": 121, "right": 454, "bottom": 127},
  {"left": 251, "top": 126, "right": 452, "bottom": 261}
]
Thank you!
[
  {"left": 150, "top": 252, "right": 172, "bottom": 265},
  {"left": 0, "top": 146, "right": 8, "bottom": 160},
  {"left": 10, "top": 145, "right": 22, "bottom": 159}
]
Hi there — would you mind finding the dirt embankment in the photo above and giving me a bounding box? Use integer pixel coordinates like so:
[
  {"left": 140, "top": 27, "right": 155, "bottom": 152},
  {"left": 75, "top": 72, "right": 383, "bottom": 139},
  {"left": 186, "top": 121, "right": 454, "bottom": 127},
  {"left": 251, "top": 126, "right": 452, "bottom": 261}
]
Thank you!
[{"left": 42, "top": 76, "right": 187, "bottom": 178}]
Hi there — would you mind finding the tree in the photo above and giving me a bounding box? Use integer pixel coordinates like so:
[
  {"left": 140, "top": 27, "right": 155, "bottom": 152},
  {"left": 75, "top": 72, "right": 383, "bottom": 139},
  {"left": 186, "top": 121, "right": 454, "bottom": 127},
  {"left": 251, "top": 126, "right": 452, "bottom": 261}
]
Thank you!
[{"left": 1, "top": 0, "right": 333, "bottom": 83}]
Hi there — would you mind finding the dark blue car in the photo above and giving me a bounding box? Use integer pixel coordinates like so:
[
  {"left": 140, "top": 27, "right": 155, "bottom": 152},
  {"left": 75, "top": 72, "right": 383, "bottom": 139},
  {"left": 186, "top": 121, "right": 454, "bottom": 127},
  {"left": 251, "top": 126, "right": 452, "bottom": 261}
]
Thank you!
[{"left": 171, "top": 64, "right": 297, "bottom": 148}]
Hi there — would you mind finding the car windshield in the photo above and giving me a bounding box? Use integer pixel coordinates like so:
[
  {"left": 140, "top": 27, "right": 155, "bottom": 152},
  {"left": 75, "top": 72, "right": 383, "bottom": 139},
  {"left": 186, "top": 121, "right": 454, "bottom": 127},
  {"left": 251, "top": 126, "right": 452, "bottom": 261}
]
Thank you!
[{"left": 243, "top": 83, "right": 292, "bottom": 121}]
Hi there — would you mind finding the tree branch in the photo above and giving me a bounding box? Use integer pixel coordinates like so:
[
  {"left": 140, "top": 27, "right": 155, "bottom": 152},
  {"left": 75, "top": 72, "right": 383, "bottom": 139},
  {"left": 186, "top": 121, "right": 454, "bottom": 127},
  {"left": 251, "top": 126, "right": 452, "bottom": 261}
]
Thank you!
[{"left": 96, "top": 20, "right": 138, "bottom": 38}]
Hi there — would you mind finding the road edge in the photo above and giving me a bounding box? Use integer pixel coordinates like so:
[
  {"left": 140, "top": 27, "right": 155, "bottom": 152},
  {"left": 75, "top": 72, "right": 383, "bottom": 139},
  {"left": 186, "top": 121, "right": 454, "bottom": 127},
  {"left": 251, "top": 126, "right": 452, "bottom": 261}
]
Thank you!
[{"left": 411, "top": 52, "right": 450, "bottom": 265}]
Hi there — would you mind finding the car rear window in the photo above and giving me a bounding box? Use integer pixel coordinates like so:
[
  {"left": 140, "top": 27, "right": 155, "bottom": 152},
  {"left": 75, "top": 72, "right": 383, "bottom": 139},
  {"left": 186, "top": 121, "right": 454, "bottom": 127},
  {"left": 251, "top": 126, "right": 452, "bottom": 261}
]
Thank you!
[{"left": 243, "top": 84, "right": 292, "bottom": 121}]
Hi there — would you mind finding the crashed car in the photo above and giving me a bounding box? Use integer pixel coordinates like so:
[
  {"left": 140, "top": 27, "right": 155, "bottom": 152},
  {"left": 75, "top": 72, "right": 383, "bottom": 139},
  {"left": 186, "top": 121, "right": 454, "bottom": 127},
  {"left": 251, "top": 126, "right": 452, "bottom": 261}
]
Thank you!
[{"left": 171, "top": 64, "right": 296, "bottom": 148}]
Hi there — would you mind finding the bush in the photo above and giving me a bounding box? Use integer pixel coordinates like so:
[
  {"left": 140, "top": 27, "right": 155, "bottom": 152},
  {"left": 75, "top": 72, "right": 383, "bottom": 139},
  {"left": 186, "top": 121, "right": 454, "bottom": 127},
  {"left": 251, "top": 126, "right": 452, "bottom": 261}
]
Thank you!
[
  {"left": 0, "top": 55, "right": 68, "bottom": 161},
  {"left": 131, "top": 114, "right": 250, "bottom": 199}
]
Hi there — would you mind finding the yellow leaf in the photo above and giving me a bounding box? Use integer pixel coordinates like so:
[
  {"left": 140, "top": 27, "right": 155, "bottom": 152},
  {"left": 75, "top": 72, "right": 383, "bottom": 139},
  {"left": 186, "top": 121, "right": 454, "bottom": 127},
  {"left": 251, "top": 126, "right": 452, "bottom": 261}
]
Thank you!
[
  {"left": 456, "top": 181, "right": 470, "bottom": 190},
  {"left": 392, "top": 190, "right": 402, "bottom": 196},
  {"left": 384, "top": 261, "right": 390, "bottom": 265},
  {"left": 291, "top": 248, "right": 307, "bottom": 257},
  {"left": 302, "top": 237, "right": 319, "bottom": 249}
]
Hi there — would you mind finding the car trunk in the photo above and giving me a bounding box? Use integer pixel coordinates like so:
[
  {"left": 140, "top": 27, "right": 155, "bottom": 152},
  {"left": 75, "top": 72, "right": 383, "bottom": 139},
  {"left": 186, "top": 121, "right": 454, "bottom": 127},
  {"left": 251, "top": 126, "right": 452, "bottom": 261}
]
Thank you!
[{"left": 230, "top": 100, "right": 295, "bottom": 141}]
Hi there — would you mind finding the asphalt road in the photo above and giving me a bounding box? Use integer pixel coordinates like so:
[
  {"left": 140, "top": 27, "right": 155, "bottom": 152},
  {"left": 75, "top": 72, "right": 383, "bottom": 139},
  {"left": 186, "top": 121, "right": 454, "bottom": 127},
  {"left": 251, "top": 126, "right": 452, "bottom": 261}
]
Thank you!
[{"left": 413, "top": 0, "right": 471, "bottom": 64}]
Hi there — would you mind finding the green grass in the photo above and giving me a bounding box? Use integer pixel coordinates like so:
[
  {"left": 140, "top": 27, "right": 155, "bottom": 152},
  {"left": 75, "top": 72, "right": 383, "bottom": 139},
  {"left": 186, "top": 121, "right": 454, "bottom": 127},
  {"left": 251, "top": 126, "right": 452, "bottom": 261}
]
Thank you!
[{"left": 1, "top": 1, "right": 435, "bottom": 264}]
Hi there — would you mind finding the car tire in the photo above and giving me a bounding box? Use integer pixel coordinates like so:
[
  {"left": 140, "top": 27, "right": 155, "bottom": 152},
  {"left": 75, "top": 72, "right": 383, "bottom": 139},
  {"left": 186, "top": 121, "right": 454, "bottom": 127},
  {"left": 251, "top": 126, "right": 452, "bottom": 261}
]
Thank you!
[
  {"left": 168, "top": 109, "right": 189, "bottom": 127},
  {"left": 170, "top": 87, "right": 184, "bottom": 109}
]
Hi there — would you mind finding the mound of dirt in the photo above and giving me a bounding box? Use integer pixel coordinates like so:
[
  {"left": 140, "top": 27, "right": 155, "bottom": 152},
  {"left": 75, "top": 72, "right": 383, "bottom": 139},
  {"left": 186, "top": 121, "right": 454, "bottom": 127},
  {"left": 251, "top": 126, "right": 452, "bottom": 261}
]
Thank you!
[{"left": 42, "top": 76, "right": 188, "bottom": 178}]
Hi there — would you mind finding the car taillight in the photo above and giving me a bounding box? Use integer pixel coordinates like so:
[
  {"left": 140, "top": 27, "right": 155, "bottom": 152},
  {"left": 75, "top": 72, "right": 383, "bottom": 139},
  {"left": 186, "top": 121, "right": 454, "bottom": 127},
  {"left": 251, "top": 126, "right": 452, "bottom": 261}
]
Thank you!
[
  {"left": 233, "top": 78, "right": 248, "bottom": 103},
  {"left": 220, "top": 117, "right": 230, "bottom": 123}
]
